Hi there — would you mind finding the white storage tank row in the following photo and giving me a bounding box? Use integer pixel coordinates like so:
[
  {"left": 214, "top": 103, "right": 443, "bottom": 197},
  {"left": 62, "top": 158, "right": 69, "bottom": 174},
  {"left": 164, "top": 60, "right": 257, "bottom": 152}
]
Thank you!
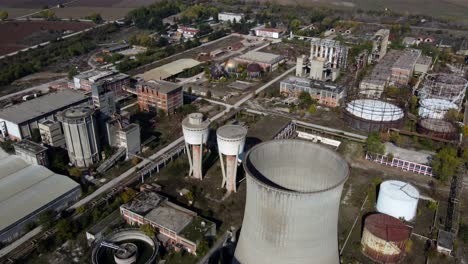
[{"left": 376, "top": 180, "right": 419, "bottom": 221}]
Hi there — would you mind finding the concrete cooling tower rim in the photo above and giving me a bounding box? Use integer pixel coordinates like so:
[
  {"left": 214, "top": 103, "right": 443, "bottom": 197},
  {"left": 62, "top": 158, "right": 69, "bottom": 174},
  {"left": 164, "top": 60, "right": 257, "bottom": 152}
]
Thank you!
[{"left": 243, "top": 139, "right": 349, "bottom": 194}]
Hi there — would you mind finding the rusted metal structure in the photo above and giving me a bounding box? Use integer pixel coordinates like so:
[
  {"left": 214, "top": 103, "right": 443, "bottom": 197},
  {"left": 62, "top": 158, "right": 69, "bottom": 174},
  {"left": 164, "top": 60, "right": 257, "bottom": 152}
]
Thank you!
[
  {"left": 417, "top": 118, "right": 458, "bottom": 140},
  {"left": 420, "top": 73, "right": 468, "bottom": 108},
  {"left": 361, "top": 213, "right": 411, "bottom": 263}
]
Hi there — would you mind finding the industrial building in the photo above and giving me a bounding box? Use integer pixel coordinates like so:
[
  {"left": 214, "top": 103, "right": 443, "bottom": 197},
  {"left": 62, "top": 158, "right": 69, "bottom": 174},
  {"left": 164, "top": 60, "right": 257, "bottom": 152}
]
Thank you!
[
  {"left": 218, "top": 12, "right": 244, "bottom": 22},
  {"left": 420, "top": 73, "right": 467, "bottom": 108},
  {"left": 73, "top": 70, "right": 130, "bottom": 96},
  {"left": 137, "top": 80, "right": 183, "bottom": 115},
  {"left": 376, "top": 180, "right": 419, "bottom": 221},
  {"left": 120, "top": 192, "right": 215, "bottom": 255},
  {"left": 234, "top": 140, "right": 349, "bottom": 264},
  {"left": 309, "top": 38, "right": 348, "bottom": 69},
  {"left": 361, "top": 213, "right": 411, "bottom": 263},
  {"left": 0, "top": 90, "right": 89, "bottom": 140},
  {"left": 216, "top": 125, "right": 247, "bottom": 193},
  {"left": 91, "top": 84, "right": 116, "bottom": 119},
  {"left": 182, "top": 113, "right": 210, "bottom": 180},
  {"left": 38, "top": 120, "right": 66, "bottom": 148},
  {"left": 414, "top": 55, "right": 432, "bottom": 74},
  {"left": 344, "top": 99, "right": 405, "bottom": 132},
  {"left": 13, "top": 140, "right": 48, "bottom": 166},
  {"left": 136, "top": 58, "right": 201, "bottom": 81},
  {"left": 390, "top": 49, "right": 421, "bottom": 86},
  {"left": 254, "top": 27, "right": 285, "bottom": 39},
  {"left": 368, "top": 29, "right": 390, "bottom": 64},
  {"left": 116, "top": 123, "right": 141, "bottom": 158},
  {"left": 280, "top": 76, "right": 345, "bottom": 107},
  {"left": 60, "top": 106, "right": 100, "bottom": 167},
  {"left": 177, "top": 26, "right": 199, "bottom": 38},
  {"left": 234, "top": 51, "right": 284, "bottom": 72},
  {"left": 0, "top": 149, "right": 80, "bottom": 243}
]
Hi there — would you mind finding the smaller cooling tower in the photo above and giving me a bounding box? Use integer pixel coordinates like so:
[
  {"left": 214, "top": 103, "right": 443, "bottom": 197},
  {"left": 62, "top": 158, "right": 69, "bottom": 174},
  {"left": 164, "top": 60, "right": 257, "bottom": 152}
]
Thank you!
[
  {"left": 216, "top": 125, "right": 247, "bottom": 192},
  {"left": 182, "top": 113, "right": 210, "bottom": 179},
  {"left": 376, "top": 180, "right": 419, "bottom": 221}
]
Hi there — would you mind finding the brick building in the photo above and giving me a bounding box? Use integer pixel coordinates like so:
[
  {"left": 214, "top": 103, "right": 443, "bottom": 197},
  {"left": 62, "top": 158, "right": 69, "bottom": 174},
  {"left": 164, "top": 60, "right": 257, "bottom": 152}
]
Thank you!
[
  {"left": 280, "top": 76, "right": 345, "bottom": 107},
  {"left": 137, "top": 80, "right": 183, "bottom": 114}
]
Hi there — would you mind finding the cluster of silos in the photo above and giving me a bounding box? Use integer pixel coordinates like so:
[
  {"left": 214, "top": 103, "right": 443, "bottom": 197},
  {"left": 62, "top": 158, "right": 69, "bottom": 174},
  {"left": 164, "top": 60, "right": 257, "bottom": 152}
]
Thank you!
[
  {"left": 417, "top": 73, "right": 467, "bottom": 140},
  {"left": 60, "top": 106, "right": 100, "bottom": 167},
  {"left": 216, "top": 125, "right": 247, "bottom": 193},
  {"left": 182, "top": 113, "right": 210, "bottom": 180},
  {"left": 343, "top": 99, "right": 405, "bottom": 132},
  {"left": 361, "top": 180, "right": 419, "bottom": 263},
  {"left": 234, "top": 140, "right": 349, "bottom": 264}
]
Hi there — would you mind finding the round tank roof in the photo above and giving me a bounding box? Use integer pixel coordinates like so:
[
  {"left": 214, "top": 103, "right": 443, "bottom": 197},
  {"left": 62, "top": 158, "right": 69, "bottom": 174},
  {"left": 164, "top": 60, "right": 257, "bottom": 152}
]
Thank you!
[
  {"left": 244, "top": 140, "right": 349, "bottom": 193},
  {"left": 379, "top": 180, "right": 419, "bottom": 202},
  {"left": 217, "top": 125, "right": 247, "bottom": 141},
  {"left": 346, "top": 99, "right": 404, "bottom": 122},
  {"left": 62, "top": 106, "right": 94, "bottom": 120},
  {"left": 419, "top": 118, "right": 456, "bottom": 133},
  {"left": 376, "top": 180, "right": 419, "bottom": 221},
  {"left": 182, "top": 113, "right": 210, "bottom": 130},
  {"left": 419, "top": 98, "right": 457, "bottom": 110},
  {"left": 364, "top": 213, "right": 411, "bottom": 242}
]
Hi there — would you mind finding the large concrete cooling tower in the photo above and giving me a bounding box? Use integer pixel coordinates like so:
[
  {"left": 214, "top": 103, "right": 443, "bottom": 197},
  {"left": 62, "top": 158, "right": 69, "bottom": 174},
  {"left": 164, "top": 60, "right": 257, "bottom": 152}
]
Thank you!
[
  {"left": 182, "top": 113, "right": 210, "bottom": 180},
  {"left": 234, "top": 140, "right": 349, "bottom": 264}
]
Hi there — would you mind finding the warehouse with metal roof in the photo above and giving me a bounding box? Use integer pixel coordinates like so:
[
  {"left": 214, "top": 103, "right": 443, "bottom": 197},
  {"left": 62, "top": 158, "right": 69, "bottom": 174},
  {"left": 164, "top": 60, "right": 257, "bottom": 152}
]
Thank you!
[
  {"left": 0, "top": 149, "right": 81, "bottom": 243},
  {"left": 0, "top": 89, "right": 89, "bottom": 140},
  {"left": 136, "top": 58, "right": 201, "bottom": 81}
]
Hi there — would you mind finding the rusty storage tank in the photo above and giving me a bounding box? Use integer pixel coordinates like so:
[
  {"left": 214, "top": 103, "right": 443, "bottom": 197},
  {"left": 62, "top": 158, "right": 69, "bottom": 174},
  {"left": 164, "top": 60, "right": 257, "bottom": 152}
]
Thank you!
[
  {"left": 417, "top": 118, "right": 458, "bottom": 140},
  {"left": 361, "top": 213, "right": 411, "bottom": 263}
]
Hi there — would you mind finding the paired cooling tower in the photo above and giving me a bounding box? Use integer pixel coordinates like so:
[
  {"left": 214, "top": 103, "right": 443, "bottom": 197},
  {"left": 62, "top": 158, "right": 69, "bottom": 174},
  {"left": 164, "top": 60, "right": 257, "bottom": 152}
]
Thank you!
[
  {"left": 182, "top": 113, "right": 210, "bottom": 179},
  {"left": 234, "top": 140, "right": 349, "bottom": 264},
  {"left": 216, "top": 125, "right": 247, "bottom": 193}
]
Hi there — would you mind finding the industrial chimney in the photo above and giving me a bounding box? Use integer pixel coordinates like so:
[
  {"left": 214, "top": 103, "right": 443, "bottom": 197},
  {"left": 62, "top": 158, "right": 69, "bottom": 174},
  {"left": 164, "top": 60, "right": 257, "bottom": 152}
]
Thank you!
[
  {"left": 216, "top": 125, "right": 247, "bottom": 192},
  {"left": 182, "top": 113, "right": 210, "bottom": 179},
  {"left": 234, "top": 140, "right": 349, "bottom": 264}
]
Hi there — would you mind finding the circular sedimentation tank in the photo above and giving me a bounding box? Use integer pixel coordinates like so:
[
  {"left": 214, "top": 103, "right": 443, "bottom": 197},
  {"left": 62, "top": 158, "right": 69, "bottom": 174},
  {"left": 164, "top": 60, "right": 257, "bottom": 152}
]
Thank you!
[
  {"left": 417, "top": 118, "right": 458, "bottom": 140},
  {"left": 344, "top": 99, "right": 404, "bottom": 132},
  {"left": 234, "top": 140, "right": 349, "bottom": 264},
  {"left": 361, "top": 213, "right": 411, "bottom": 263},
  {"left": 376, "top": 180, "right": 419, "bottom": 221},
  {"left": 92, "top": 229, "right": 158, "bottom": 264}
]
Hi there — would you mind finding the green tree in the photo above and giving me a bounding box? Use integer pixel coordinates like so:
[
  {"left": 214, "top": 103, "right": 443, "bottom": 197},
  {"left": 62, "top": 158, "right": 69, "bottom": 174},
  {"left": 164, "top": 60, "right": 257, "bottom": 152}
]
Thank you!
[
  {"left": 431, "top": 147, "right": 461, "bottom": 183},
  {"left": 409, "top": 95, "right": 418, "bottom": 115},
  {"left": 121, "top": 188, "right": 136, "bottom": 203},
  {"left": 290, "top": 19, "right": 301, "bottom": 33},
  {"left": 308, "top": 104, "right": 316, "bottom": 114},
  {"left": 298, "top": 91, "right": 313, "bottom": 109},
  {"left": 389, "top": 132, "right": 401, "bottom": 146},
  {"left": 38, "top": 210, "right": 55, "bottom": 228},
  {"left": 140, "top": 224, "right": 156, "bottom": 237},
  {"left": 206, "top": 90, "right": 212, "bottom": 99},
  {"left": 68, "top": 67, "right": 78, "bottom": 80},
  {"left": 196, "top": 239, "right": 210, "bottom": 256},
  {"left": 444, "top": 109, "right": 462, "bottom": 123},
  {"left": 366, "top": 133, "right": 385, "bottom": 154},
  {"left": 0, "top": 10, "right": 8, "bottom": 21},
  {"left": 68, "top": 167, "right": 82, "bottom": 178},
  {"left": 0, "top": 140, "right": 15, "bottom": 154},
  {"left": 86, "top": 12, "right": 103, "bottom": 24},
  {"left": 31, "top": 128, "right": 42, "bottom": 143}
]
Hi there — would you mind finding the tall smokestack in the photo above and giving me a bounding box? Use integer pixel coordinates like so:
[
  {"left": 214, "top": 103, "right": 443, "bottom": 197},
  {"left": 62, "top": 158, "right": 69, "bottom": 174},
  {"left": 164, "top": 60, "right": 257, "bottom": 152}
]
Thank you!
[
  {"left": 182, "top": 113, "right": 210, "bottom": 179},
  {"left": 234, "top": 140, "right": 349, "bottom": 264},
  {"left": 216, "top": 125, "right": 247, "bottom": 193}
]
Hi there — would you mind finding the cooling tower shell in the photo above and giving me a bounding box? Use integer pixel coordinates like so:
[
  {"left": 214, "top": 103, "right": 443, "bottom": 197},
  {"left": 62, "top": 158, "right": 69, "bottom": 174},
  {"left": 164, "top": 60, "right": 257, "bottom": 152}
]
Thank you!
[
  {"left": 234, "top": 140, "right": 349, "bottom": 264},
  {"left": 216, "top": 125, "right": 247, "bottom": 156},
  {"left": 182, "top": 113, "right": 210, "bottom": 145},
  {"left": 361, "top": 213, "right": 411, "bottom": 264},
  {"left": 376, "top": 180, "right": 419, "bottom": 221}
]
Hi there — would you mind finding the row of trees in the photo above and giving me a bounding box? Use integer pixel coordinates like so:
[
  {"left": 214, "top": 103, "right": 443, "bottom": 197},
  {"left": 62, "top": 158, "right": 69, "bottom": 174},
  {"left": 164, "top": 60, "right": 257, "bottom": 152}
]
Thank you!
[{"left": 126, "top": 1, "right": 180, "bottom": 30}]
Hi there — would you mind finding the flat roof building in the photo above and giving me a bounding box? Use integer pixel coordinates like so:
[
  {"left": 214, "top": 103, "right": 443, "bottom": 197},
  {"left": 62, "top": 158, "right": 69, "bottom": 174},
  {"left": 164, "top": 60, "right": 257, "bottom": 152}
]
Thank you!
[
  {"left": 235, "top": 51, "right": 284, "bottom": 72},
  {"left": 0, "top": 90, "right": 89, "bottom": 140},
  {"left": 218, "top": 12, "right": 244, "bottom": 22},
  {"left": 137, "top": 80, "right": 183, "bottom": 115},
  {"left": 0, "top": 149, "right": 80, "bottom": 243},
  {"left": 13, "top": 140, "right": 48, "bottom": 167},
  {"left": 136, "top": 59, "right": 201, "bottom": 81},
  {"left": 120, "top": 192, "right": 215, "bottom": 255},
  {"left": 254, "top": 27, "right": 285, "bottom": 39},
  {"left": 280, "top": 76, "right": 345, "bottom": 107}
]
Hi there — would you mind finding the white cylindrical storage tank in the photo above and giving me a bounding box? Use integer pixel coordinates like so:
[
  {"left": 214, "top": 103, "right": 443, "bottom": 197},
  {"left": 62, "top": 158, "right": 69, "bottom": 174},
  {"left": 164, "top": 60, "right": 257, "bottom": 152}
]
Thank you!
[
  {"left": 216, "top": 125, "right": 247, "bottom": 156},
  {"left": 60, "top": 106, "right": 100, "bottom": 167},
  {"left": 234, "top": 140, "right": 349, "bottom": 264},
  {"left": 216, "top": 125, "right": 248, "bottom": 193},
  {"left": 419, "top": 98, "right": 457, "bottom": 119},
  {"left": 182, "top": 113, "right": 210, "bottom": 145},
  {"left": 376, "top": 180, "right": 419, "bottom": 221}
]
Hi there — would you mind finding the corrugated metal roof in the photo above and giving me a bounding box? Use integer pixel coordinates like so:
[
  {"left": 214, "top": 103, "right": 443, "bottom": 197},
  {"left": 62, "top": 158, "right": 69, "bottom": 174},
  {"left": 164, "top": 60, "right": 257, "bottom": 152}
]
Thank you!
[
  {"left": 364, "top": 213, "right": 411, "bottom": 242},
  {"left": 137, "top": 58, "right": 201, "bottom": 81},
  {"left": 0, "top": 149, "right": 80, "bottom": 233}
]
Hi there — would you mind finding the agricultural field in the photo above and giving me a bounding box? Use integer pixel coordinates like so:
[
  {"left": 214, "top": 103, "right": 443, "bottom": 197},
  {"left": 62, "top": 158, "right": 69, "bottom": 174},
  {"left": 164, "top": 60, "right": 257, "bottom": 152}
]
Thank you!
[{"left": 0, "top": 20, "right": 94, "bottom": 55}]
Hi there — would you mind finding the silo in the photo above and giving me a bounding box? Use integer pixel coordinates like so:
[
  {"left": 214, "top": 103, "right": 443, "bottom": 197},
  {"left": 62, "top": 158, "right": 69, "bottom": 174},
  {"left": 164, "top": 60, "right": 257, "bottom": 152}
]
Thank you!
[
  {"left": 216, "top": 125, "right": 247, "bottom": 193},
  {"left": 182, "top": 113, "right": 210, "bottom": 180},
  {"left": 234, "top": 140, "right": 349, "bottom": 264},
  {"left": 60, "top": 106, "right": 100, "bottom": 167},
  {"left": 361, "top": 213, "right": 411, "bottom": 263},
  {"left": 376, "top": 180, "right": 419, "bottom": 221}
]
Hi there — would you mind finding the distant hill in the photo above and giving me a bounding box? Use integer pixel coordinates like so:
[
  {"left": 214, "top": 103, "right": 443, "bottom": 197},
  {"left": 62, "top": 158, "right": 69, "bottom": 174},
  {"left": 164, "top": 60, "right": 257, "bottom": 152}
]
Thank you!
[{"left": 247, "top": 0, "right": 468, "bottom": 22}]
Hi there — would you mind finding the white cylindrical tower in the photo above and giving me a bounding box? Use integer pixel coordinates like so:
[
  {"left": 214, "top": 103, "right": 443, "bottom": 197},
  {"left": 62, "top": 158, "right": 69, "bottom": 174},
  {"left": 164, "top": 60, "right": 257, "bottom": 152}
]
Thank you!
[
  {"left": 60, "top": 106, "right": 100, "bottom": 167},
  {"left": 234, "top": 140, "right": 349, "bottom": 264},
  {"left": 216, "top": 125, "right": 247, "bottom": 193},
  {"left": 182, "top": 113, "right": 210, "bottom": 180},
  {"left": 376, "top": 180, "right": 419, "bottom": 221}
]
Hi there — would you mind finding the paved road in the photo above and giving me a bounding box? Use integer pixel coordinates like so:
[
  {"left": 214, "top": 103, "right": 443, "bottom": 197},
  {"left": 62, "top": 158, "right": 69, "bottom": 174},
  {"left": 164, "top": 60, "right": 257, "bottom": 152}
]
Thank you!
[{"left": 0, "top": 227, "right": 42, "bottom": 257}]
